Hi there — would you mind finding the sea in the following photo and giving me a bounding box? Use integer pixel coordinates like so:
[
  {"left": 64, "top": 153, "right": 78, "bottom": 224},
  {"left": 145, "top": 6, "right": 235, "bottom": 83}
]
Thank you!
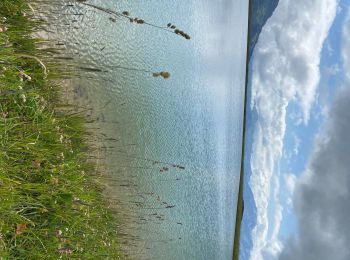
[{"left": 42, "top": 0, "right": 249, "bottom": 259}]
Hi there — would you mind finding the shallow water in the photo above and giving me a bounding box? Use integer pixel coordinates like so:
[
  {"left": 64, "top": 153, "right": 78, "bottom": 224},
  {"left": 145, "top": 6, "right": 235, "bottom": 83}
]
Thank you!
[{"left": 43, "top": 0, "right": 248, "bottom": 259}]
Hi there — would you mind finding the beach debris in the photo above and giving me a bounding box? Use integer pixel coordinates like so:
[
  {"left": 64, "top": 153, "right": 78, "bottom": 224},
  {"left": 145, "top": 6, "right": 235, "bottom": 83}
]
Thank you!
[
  {"left": 1, "top": 112, "right": 8, "bottom": 118},
  {"left": 73, "top": 197, "right": 91, "bottom": 206},
  {"left": 15, "top": 223, "right": 28, "bottom": 235},
  {"left": 18, "top": 70, "right": 32, "bottom": 81},
  {"left": 58, "top": 248, "right": 73, "bottom": 255},
  {"left": 55, "top": 229, "right": 63, "bottom": 237},
  {"left": 20, "top": 93, "right": 26, "bottom": 103},
  {"left": 165, "top": 205, "right": 175, "bottom": 209},
  {"left": 0, "top": 26, "right": 7, "bottom": 33},
  {"left": 32, "top": 160, "right": 41, "bottom": 168}
]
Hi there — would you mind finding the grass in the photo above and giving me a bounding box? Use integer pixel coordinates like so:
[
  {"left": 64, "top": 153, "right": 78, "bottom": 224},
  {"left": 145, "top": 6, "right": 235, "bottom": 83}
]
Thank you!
[
  {"left": 232, "top": 0, "right": 253, "bottom": 259},
  {"left": 0, "top": 1, "right": 121, "bottom": 258}
]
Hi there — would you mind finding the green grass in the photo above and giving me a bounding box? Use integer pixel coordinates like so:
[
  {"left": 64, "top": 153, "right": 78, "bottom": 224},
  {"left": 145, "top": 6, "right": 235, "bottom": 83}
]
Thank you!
[
  {"left": 232, "top": 0, "right": 253, "bottom": 259},
  {"left": 0, "top": 1, "right": 121, "bottom": 258}
]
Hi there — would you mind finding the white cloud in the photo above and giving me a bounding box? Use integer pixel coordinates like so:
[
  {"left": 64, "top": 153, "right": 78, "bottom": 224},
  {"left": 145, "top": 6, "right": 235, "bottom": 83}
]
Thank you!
[
  {"left": 262, "top": 204, "right": 283, "bottom": 260},
  {"left": 325, "top": 63, "right": 340, "bottom": 76},
  {"left": 279, "top": 12, "right": 350, "bottom": 258},
  {"left": 292, "top": 133, "right": 300, "bottom": 156},
  {"left": 288, "top": 111, "right": 303, "bottom": 126},
  {"left": 342, "top": 10, "right": 350, "bottom": 80},
  {"left": 284, "top": 173, "right": 296, "bottom": 208},
  {"left": 326, "top": 40, "right": 334, "bottom": 56},
  {"left": 284, "top": 174, "right": 296, "bottom": 195},
  {"left": 261, "top": 175, "right": 284, "bottom": 259},
  {"left": 249, "top": 0, "right": 338, "bottom": 259}
]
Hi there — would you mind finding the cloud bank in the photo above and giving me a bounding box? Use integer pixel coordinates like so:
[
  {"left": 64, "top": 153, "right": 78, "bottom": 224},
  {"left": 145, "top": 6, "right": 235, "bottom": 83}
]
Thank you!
[
  {"left": 279, "top": 9, "right": 350, "bottom": 260},
  {"left": 249, "top": 0, "right": 338, "bottom": 259}
]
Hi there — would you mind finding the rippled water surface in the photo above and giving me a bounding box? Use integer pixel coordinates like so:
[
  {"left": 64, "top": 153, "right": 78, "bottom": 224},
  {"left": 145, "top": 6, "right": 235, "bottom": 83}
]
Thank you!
[{"left": 44, "top": 0, "right": 248, "bottom": 259}]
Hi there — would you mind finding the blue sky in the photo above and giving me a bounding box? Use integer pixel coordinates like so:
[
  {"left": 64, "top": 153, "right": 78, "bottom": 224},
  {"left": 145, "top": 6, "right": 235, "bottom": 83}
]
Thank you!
[
  {"left": 280, "top": 0, "right": 350, "bottom": 240},
  {"left": 246, "top": 0, "right": 350, "bottom": 259}
]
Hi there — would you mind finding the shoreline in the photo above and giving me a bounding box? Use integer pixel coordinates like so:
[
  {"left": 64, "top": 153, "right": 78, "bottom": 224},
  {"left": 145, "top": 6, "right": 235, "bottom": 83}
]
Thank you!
[
  {"left": 0, "top": 1, "right": 121, "bottom": 258},
  {"left": 232, "top": 0, "right": 253, "bottom": 259},
  {"left": 1, "top": 0, "right": 253, "bottom": 258}
]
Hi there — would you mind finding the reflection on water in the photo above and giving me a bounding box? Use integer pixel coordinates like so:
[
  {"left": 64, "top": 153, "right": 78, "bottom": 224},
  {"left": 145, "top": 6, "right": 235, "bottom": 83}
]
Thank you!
[{"left": 42, "top": 0, "right": 248, "bottom": 259}]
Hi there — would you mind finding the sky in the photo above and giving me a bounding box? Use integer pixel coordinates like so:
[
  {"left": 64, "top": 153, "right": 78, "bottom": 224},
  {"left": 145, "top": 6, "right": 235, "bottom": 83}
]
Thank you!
[{"left": 247, "top": 0, "right": 350, "bottom": 259}]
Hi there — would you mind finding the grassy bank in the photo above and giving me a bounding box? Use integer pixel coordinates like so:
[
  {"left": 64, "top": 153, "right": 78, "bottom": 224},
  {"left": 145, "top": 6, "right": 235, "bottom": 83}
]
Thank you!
[
  {"left": 0, "top": 1, "right": 120, "bottom": 258},
  {"left": 232, "top": 0, "right": 253, "bottom": 259}
]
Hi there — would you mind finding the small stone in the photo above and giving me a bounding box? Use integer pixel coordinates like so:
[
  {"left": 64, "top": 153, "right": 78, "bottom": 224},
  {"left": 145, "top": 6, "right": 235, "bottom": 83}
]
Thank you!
[{"left": 0, "top": 26, "right": 8, "bottom": 33}]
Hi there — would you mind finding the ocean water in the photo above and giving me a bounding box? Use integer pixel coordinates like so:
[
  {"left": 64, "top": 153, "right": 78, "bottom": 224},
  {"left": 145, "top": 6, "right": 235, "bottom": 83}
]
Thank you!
[{"left": 43, "top": 0, "right": 249, "bottom": 259}]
